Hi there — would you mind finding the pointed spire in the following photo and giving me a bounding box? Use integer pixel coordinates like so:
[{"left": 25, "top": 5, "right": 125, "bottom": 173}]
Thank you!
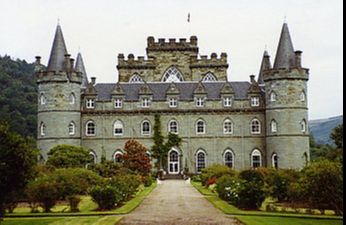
[
  {"left": 75, "top": 53, "right": 89, "bottom": 88},
  {"left": 47, "top": 24, "right": 68, "bottom": 71},
  {"left": 273, "top": 23, "right": 296, "bottom": 69},
  {"left": 258, "top": 50, "right": 272, "bottom": 85}
]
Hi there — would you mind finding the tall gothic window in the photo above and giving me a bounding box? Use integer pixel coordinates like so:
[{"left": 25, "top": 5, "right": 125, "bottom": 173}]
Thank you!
[
  {"left": 89, "top": 151, "right": 97, "bottom": 164},
  {"left": 69, "top": 93, "right": 76, "bottom": 105},
  {"left": 251, "top": 149, "right": 262, "bottom": 168},
  {"left": 300, "top": 91, "right": 306, "bottom": 102},
  {"left": 202, "top": 72, "right": 217, "bottom": 82},
  {"left": 40, "top": 94, "right": 46, "bottom": 105},
  {"left": 86, "top": 121, "right": 96, "bottom": 136},
  {"left": 271, "top": 120, "right": 278, "bottom": 133},
  {"left": 168, "top": 120, "right": 178, "bottom": 134},
  {"left": 113, "top": 151, "right": 123, "bottom": 163},
  {"left": 114, "top": 120, "right": 124, "bottom": 135},
  {"left": 251, "top": 119, "right": 261, "bottom": 134},
  {"left": 224, "top": 150, "right": 234, "bottom": 168},
  {"left": 129, "top": 74, "right": 144, "bottom": 83},
  {"left": 272, "top": 153, "right": 278, "bottom": 169},
  {"left": 68, "top": 122, "right": 75, "bottom": 135},
  {"left": 300, "top": 119, "right": 307, "bottom": 133},
  {"left": 270, "top": 91, "right": 277, "bottom": 102},
  {"left": 223, "top": 119, "right": 233, "bottom": 134},
  {"left": 162, "top": 67, "right": 184, "bottom": 82},
  {"left": 196, "top": 150, "right": 206, "bottom": 173},
  {"left": 40, "top": 122, "right": 46, "bottom": 136},
  {"left": 196, "top": 119, "right": 206, "bottom": 134},
  {"left": 141, "top": 120, "right": 151, "bottom": 135}
]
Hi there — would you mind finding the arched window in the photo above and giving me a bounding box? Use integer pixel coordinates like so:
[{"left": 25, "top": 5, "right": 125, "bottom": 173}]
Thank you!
[
  {"left": 68, "top": 122, "right": 75, "bottom": 135},
  {"left": 271, "top": 120, "right": 278, "bottom": 133},
  {"left": 89, "top": 151, "right": 97, "bottom": 164},
  {"left": 270, "top": 91, "right": 277, "bottom": 102},
  {"left": 202, "top": 72, "right": 217, "bottom": 82},
  {"left": 69, "top": 93, "right": 76, "bottom": 105},
  {"left": 86, "top": 121, "right": 96, "bottom": 136},
  {"left": 113, "top": 151, "right": 123, "bottom": 163},
  {"left": 40, "top": 122, "right": 46, "bottom": 136},
  {"left": 141, "top": 120, "right": 151, "bottom": 135},
  {"left": 196, "top": 119, "right": 206, "bottom": 134},
  {"left": 224, "top": 150, "right": 234, "bottom": 168},
  {"left": 168, "top": 120, "right": 178, "bottom": 134},
  {"left": 129, "top": 74, "right": 144, "bottom": 83},
  {"left": 300, "top": 119, "right": 307, "bottom": 133},
  {"left": 114, "top": 120, "right": 124, "bottom": 135},
  {"left": 196, "top": 150, "right": 206, "bottom": 173},
  {"left": 223, "top": 119, "right": 233, "bottom": 134},
  {"left": 251, "top": 119, "right": 261, "bottom": 134},
  {"left": 300, "top": 91, "right": 306, "bottom": 102},
  {"left": 162, "top": 67, "right": 184, "bottom": 82},
  {"left": 40, "top": 94, "right": 46, "bottom": 105},
  {"left": 251, "top": 149, "right": 262, "bottom": 168},
  {"left": 272, "top": 153, "right": 278, "bottom": 169}
]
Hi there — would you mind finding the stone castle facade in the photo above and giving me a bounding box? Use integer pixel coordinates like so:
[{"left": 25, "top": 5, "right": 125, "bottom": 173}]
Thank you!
[{"left": 35, "top": 23, "right": 310, "bottom": 173}]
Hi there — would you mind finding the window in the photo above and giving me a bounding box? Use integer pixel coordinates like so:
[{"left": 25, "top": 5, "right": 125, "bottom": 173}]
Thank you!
[
  {"left": 89, "top": 151, "right": 97, "bottom": 164},
  {"left": 168, "top": 98, "right": 178, "bottom": 108},
  {"left": 251, "top": 149, "right": 262, "bottom": 168},
  {"left": 69, "top": 93, "right": 75, "bottom": 105},
  {"left": 251, "top": 119, "right": 261, "bottom": 134},
  {"left": 40, "top": 94, "right": 46, "bottom": 105},
  {"left": 196, "top": 120, "right": 205, "bottom": 134},
  {"left": 300, "top": 119, "right": 306, "bottom": 133},
  {"left": 251, "top": 97, "right": 260, "bottom": 107},
  {"left": 86, "top": 99, "right": 95, "bottom": 109},
  {"left": 196, "top": 97, "right": 205, "bottom": 107},
  {"left": 162, "top": 67, "right": 184, "bottom": 82},
  {"left": 223, "top": 97, "right": 232, "bottom": 107},
  {"left": 113, "top": 151, "right": 123, "bottom": 163},
  {"left": 271, "top": 120, "right": 277, "bottom": 133},
  {"left": 114, "top": 120, "right": 124, "bottom": 135},
  {"left": 224, "top": 150, "right": 234, "bottom": 168},
  {"left": 223, "top": 119, "right": 233, "bottom": 134},
  {"left": 300, "top": 91, "right": 306, "bottom": 102},
  {"left": 68, "top": 122, "right": 75, "bottom": 135},
  {"left": 40, "top": 122, "right": 46, "bottom": 136},
  {"left": 114, "top": 98, "right": 123, "bottom": 108},
  {"left": 168, "top": 120, "right": 178, "bottom": 134},
  {"left": 272, "top": 153, "right": 278, "bottom": 169},
  {"left": 270, "top": 92, "right": 277, "bottom": 102},
  {"left": 142, "top": 98, "right": 151, "bottom": 108},
  {"left": 141, "top": 120, "right": 151, "bottom": 135},
  {"left": 196, "top": 150, "right": 206, "bottom": 173},
  {"left": 129, "top": 74, "right": 144, "bottom": 83},
  {"left": 86, "top": 121, "right": 96, "bottom": 136},
  {"left": 202, "top": 72, "right": 217, "bottom": 82}
]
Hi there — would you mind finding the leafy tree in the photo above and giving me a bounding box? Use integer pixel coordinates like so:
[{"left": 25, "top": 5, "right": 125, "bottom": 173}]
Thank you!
[
  {"left": 89, "top": 160, "right": 129, "bottom": 178},
  {"left": 330, "top": 123, "right": 343, "bottom": 148},
  {"left": 0, "top": 122, "right": 37, "bottom": 218},
  {"left": 46, "top": 144, "right": 91, "bottom": 168},
  {"left": 123, "top": 139, "right": 151, "bottom": 175}
]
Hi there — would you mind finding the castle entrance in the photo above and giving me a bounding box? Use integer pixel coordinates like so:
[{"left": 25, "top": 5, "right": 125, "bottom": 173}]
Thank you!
[{"left": 168, "top": 149, "right": 179, "bottom": 174}]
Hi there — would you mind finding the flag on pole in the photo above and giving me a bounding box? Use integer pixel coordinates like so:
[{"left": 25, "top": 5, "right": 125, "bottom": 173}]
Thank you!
[{"left": 187, "top": 13, "right": 190, "bottom": 23}]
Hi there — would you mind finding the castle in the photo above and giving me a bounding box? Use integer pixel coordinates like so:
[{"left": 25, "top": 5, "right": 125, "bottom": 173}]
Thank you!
[{"left": 35, "top": 23, "right": 310, "bottom": 173}]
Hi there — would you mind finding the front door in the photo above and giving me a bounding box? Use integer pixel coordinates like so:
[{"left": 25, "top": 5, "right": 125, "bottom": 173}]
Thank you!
[{"left": 168, "top": 150, "right": 179, "bottom": 174}]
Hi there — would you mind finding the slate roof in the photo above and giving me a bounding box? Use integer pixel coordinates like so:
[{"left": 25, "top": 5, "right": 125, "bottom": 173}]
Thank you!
[
  {"left": 273, "top": 23, "right": 296, "bottom": 69},
  {"left": 94, "top": 82, "right": 254, "bottom": 101},
  {"left": 47, "top": 25, "right": 68, "bottom": 71}
]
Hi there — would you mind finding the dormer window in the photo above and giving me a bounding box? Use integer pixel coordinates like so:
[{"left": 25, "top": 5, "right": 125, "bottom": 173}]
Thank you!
[
  {"left": 114, "top": 98, "right": 123, "bottom": 108},
  {"left": 223, "top": 97, "right": 232, "bottom": 107},
  {"left": 196, "top": 97, "right": 205, "bottom": 107},
  {"left": 251, "top": 97, "right": 260, "bottom": 107},
  {"left": 86, "top": 99, "right": 95, "bottom": 109},
  {"left": 142, "top": 98, "right": 151, "bottom": 108},
  {"left": 168, "top": 98, "right": 178, "bottom": 108}
]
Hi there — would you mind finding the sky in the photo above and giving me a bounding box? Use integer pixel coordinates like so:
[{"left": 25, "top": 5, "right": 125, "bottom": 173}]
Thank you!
[{"left": 0, "top": 0, "right": 343, "bottom": 120}]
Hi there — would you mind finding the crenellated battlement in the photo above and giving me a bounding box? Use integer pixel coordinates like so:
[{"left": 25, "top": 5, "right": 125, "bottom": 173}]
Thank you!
[
  {"left": 117, "top": 53, "right": 156, "bottom": 69},
  {"left": 36, "top": 70, "right": 83, "bottom": 84},
  {"left": 146, "top": 36, "right": 198, "bottom": 52},
  {"left": 190, "top": 52, "right": 228, "bottom": 68}
]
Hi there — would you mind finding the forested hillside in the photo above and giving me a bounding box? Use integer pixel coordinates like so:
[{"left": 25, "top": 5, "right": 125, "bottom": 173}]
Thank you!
[
  {"left": 0, "top": 55, "right": 36, "bottom": 137},
  {"left": 309, "top": 115, "right": 343, "bottom": 146}
]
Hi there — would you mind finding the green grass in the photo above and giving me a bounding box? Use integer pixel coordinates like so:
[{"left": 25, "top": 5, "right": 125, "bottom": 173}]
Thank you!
[
  {"left": 236, "top": 216, "right": 343, "bottom": 225},
  {"left": 191, "top": 181, "right": 343, "bottom": 224},
  {"left": 2, "top": 216, "right": 123, "bottom": 225}
]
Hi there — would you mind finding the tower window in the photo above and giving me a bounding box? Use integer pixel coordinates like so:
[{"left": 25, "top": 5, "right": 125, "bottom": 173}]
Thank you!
[
  {"left": 114, "top": 120, "right": 124, "bottom": 135},
  {"left": 271, "top": 120, "right": 278, "bottom": 133},
  {"left": 223, "top": 119, "right": 233, "bottom": 134},
  {"left": 40, "top": 94, "right": 46, "bottom": 105},
  {"left": 68, "top": 122, "right": 75, "bottom": 135},
  {"left": 251, "top": 119, "right": 261, "bottom": 134},
  {"left": 195, "top": 97, "right": 205, "bottom": 107},
  {"left": 300, "top": 119, "right": 307, "bottom": 133},
  {"left": 69, "top": 93, "right": 76, "bottom": 105},
  {"left": 86, "top": 99, "right": 95, "bottom": 109},
  {"left": 272, "top": 153, "right": 278, "bottom": 169},
  {"left": 162, "top": 67, "right": 184, "bottom": 82},
  {"left": 300, "top": 91, "right": 306, "bottom": 102},
  {"left": 129, "top": 74, "right": 144, "bottom": 83},
  {"left": 168, "top": 120, "right": 178, "bottom": 134},
  {"left": 141, "top": 120, "right": 151, "bottom": 135},
  {"left": 196, "top": 119, "right": 206, "bottom": 134},
  {"left": 86, "top": 121, "right": 96, "bottom": 136},
  {"left": 251, "top": 149, "right": 262, "bottom": 168},
  {"left": 114, "top": 98, "right": 123, "bottom": 108},
  {"left": 270, "top": 92, "right": 277, "bottom": 102},
  {"left": 168, "top": 98, "right": 178, "bottom": 108},
  {"left": 40, "top": 122, "right": 46, "bottom": 136},
  {"left": 251, "top": 97, "right": 260, "bottom": 107},
  {"left": 223, "top": 97, "right": 232, "bottom": 107},
  {"left": 202, "top": 72, "right": 217, "bottom": 82}
]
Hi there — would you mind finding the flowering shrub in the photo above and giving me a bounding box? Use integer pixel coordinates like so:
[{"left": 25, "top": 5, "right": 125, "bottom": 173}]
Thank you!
[
  {"left": 216, "top": 175, "right": 243, "bottom": 204},
  {"left": 206, "top": 177, "right": 217, "bottom": 186},
  {"left": 200, "top": 164, "right": 236, "bottom": 187}
]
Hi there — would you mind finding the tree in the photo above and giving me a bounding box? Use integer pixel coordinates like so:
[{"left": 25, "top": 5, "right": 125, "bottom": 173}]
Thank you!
[
  {"left": 0, "top": 122, "right": 37, "bottom": 218},
  {"left": 46, "top": 144, "right": 91, "bottom": 168},
  {"left": 123, "top": 139, "right": 151, "bottom": 175},
  {"left": 330, "top": 123, "right": 343, "bottom": 148}
]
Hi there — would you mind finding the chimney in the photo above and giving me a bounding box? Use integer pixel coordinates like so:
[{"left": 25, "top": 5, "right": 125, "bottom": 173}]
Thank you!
[
  {"left": 35, "top": 56, "right": 41, "bottom": 65},
  {"left": 295, "top": 50, "right": 302, "bottom": 68},
  {"left": 250, "top": 75, "right": 255, "bottom": 83},
  {"left": 64, "top": 54, "right": 71, "bottom": 70},
  {"left": 91, "top": 77, "right": 96, "bottom": 85}
]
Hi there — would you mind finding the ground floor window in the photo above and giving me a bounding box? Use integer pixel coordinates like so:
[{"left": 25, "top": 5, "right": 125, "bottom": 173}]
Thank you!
[{"left": 196, "top": 150, "right": 206, "bottom": 173}]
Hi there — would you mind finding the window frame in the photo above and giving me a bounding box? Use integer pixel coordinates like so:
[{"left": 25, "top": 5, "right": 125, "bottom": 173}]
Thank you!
[
  {"left": 196, "top": 150, "right": 207, "bottom": 173},
  {"left": 224, "top": 150, "right": 234, "bottom": 168},
  {"left": 40, "top": 122, "right": 46, "bottom": 136},
  {"left": 113, "top": 120, "right": 124, "bottom": 136},
  {"left": 271, "top": 120, "right": 278, "bottom": 133},
  {"left": 141, "top": 120, "right": 151, "bottom": 135},
  {"left": 251, "top": 119, "right": 261, "bottom": 134},
  {"left": 272, "top": 153, "right": 278, "bottom": 169},
  {"left": 86, "top": 121, "right": 96, "bottom": 136},
  {"left": 202, "top": 72, "right": 217, "bottom": 82},
  {"left": 195, "top": 97, "right": 205, "bottom": 107},
  {"left": 86, "top": 98, "right": 95, "bottom": 109},
  {"left": 223, "top": 119, "right": 233, "bottom": 134},
  {"left": 68, "top": 122, "right": 75, "bottom": 135},
  {"left": 250, "top": 96, "right": 260, "bottom": 107},
  {"left": 162, "top": 67, "right": 184, "bottom": 82},
  {"left": 69, "top": 93, "right": 76, "bottom": 105},
  {"left": 270, "top": 92, "right": 277, "bottom": 102},
  {"left": 129, "top": 74, "right": 144, "bottom": 83},
  {"left": 196, "top": 119, "right": 206, "bottom": 134},
  {"left": 251, "top": 149, "right": 262, "bottom": 168},
  {"left": 141, "top": 97, "right": 151, "bottom": 108},
  {"left": 114, "top": 98, "right": 123, "bottom": 108},
  {"left": 223, "top": 97, "right": 233, "bottom": 107},
  {"left": 168, "top": 120, "right": 179, "bottom": 134},
  {"left": 168, "top": 97, "right": 178, "bottom": 108},
  {"left": 40, "top": 94, "right": 46, "bottom": 105}
]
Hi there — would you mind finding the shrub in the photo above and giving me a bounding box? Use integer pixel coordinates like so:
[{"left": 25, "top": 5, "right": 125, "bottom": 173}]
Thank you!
[
  {"left": 89, "top": 185, "right": 122, "bottom": 210},
  {"left": 46, "top": 144, "right": 91, "bottom": 168},
  {"left": 216, "top": 175, "right": 243, "bottom": 204},
  {"left": 109, "top": 174, "right": 142, "bottom": 201},
  {"left": 200, "top": 164, "right": 236, "bottom": 187},
  {"left": 141, "top": 175, "right": 154, "bottom": 187},
  {"left": 88, "top": 160, "right": 129, "bottom": 178}
]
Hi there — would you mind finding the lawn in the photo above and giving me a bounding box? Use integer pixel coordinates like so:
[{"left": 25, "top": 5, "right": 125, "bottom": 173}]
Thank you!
[
  {"left": 191, "top": 181, "right": 343, "bottom": 225},
  {"left": 1, "top": 216, "right": 123, "bottom": 225}
]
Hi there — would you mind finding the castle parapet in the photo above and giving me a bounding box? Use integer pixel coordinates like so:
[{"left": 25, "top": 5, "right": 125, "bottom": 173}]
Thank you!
[
  {"left": 190, "top": 52, "right": 228, "bottom": 68},
  {"left": 146, "top": 36, "right": 199, "bottom": 52},
  {"left": 117, "top": 53, "right": 155, "bottom": 69}
]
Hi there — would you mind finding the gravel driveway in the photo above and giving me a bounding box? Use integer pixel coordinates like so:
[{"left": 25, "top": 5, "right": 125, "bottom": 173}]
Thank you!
[{"left": 118, "top": 180, "right": 242, "bottom": 225}]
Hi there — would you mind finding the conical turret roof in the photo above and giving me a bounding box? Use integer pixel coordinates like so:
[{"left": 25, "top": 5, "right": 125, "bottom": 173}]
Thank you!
[
  {"left": 75, "top": 53, "right": 89, "bottom": 88},
  {"left": 273, "top": 23, "right": 296, "bottom": 69},
  {"left": 258, "top": 50, "right": 271, "bottom": 85},
  {"left": 47, "top": 24, "right": 68, "bottom": 71}
]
